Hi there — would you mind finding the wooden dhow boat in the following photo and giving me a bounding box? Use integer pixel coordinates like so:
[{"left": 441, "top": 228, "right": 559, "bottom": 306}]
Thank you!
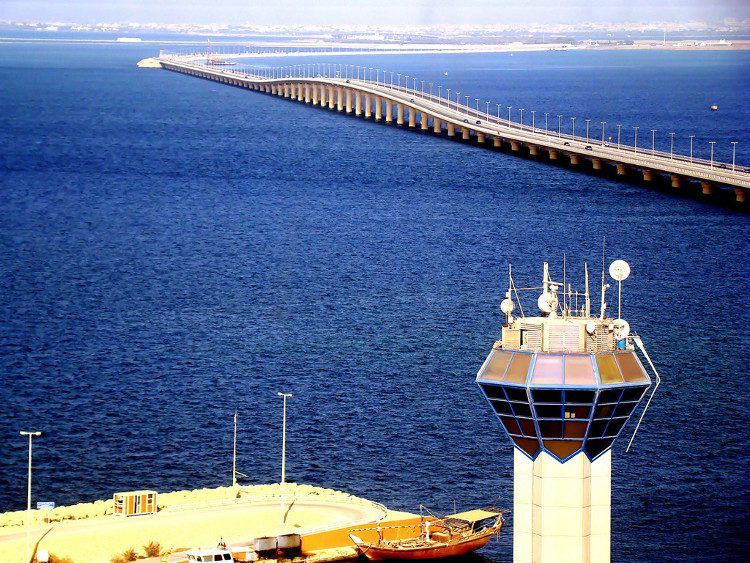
[{"left": 349, "top": 507, "right": 506, "bottom": 560}]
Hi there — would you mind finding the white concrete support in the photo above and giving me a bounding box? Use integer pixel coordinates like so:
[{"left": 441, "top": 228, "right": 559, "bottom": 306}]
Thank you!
[
  {"left": 421, "top": 113, "right": 429, "bottom": 131},
  {"left": 433, "top": 117, "right": 442, "bottom": 134},
  {"left": 375, "top": 96, "right": 383, "bottom": 121},
  {"left": 384, "top": 99, "right": 392, "bottom": 123},
  {"left": 296, "top": 84, "right": 303, "bottom": 102},
  {"left": 447, "top": 122, "right": 456, "bottom": 137},
  {"left": 354, "top": 91, "right": 362, "bottom": 116},
  {"left": 336, "top": 87, "right": 344, "bottom": 112},
  {"left": 408, "top": 106, "right": 416, "bottom": 128},
  {"left": 461, "top": 127, "right": 470, "bottom": 140},
  {"left": 513, "top": 449, "right": 611, "bottom": 563},
  {"left": 345, "top": 89, "right": 353, "bottom": 113},
  {"left": 304, "top": 84, "right": 311, "bottom": 104},
  {"left": 364, "top": 94, "right": 372, "bottom": 118},
  {"left": 396, "top": 103, "right": 404, "bottom": 125}
]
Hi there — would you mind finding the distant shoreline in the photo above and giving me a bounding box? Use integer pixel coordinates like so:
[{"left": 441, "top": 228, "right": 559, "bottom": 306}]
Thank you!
[{"left": 1, "top": 36, "right": 749, "bottom": 52}]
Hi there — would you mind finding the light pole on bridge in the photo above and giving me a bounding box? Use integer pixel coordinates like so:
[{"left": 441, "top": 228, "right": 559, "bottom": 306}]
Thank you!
[
  {"left": 475, "top": 98, "right": 480, "bottom": 113},
  {"left": 617, "top": 124, "right": 622, "bottom": 149},
  {"left": 497, "top": 104, "right": 501, "bottom": 120},
  {"left": 669, "top": 132, "right": 675, "bottom": 160},
  {"left": 447, "top": 89, "right": 451, "bottom": 109},
  {"left": 544, "top": 112, "right": 549, "bottom": 135},
  {"left": 405, "top": 75, "right": 409, "bottom": 91},
  {"left": 531, "top": 110, "right": 536, "bottom": 132},
  {"left": 486, "top": 101, "right": 490, "bottom": 120},
  {"left": 731, "top": 141, "right": 738, "bottom": 171},
  {"left": 519, "top": 108, "right": 524, "bottom": 127},
  {"left": 413, "top": 77, "right": 417, "bottom": 92},
  {"left": 571, "top": 117, "right": 576, "bottom": 139},
  {"left": 585, "top": 119, "right": 591, "bottom": 144},
  {"left": 455, "top": 92, "right": 460, "bottom": 110},
  {"left": 465, "top": 95, "right": 470, "bottom": 109},
  {"left": 601, "top": 122, "right": 606, "bottom": 146},
  {"left": 508, "top": 106, "right": 513, "bottom": 127},
  {"left": 421, "top": 80, "right": 425, "bottom": 97},
  {"left": 709, "top": 141, "right": 716, "bottom": 168},
  {"left": 689, "top": 135, "right": 695, "bottom": 163},
  {"left": 438, "top": 85, "right": 442, "bottom": 104},
  {"left": 633, "top": 127, "right": 639, "bottom": 154},
  {"left": 651, "top": 129, "right": 657, "bottom": 156},
  {"left": 557, "top": 115, "right": 562, "bottom": 138}
]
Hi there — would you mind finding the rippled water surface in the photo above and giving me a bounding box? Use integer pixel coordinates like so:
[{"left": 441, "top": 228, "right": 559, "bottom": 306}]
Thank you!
[{"left": 1, "top": 42, "right": 749, "bottom": 562}]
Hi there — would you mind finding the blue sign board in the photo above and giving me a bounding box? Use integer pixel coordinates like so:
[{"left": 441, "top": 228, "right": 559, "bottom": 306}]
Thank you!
[{"left": 36, "top": 501, "right": 55, "bottom": 509}]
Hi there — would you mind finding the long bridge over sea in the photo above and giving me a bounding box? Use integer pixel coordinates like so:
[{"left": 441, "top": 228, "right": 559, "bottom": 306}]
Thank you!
[{"left": 143, "top": 54, "right": 750, "bottom": 205}]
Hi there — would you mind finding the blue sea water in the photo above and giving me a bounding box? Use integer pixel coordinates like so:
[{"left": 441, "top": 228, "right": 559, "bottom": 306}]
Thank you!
[{"left": 1, "top": 41, "right": 749, "bottom": 562}]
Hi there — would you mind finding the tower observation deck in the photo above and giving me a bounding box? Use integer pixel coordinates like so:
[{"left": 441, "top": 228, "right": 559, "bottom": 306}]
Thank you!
[{"left": 476, "top": 261, "right": 660, "bottom": 562}]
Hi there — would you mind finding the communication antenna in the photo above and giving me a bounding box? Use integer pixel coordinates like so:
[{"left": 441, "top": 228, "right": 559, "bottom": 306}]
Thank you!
[
  {"left": 584, "top": 262, "right": 590, "bottom": 317},
  {"left": 608, "top": 259, "right": 631, "bottom": 320},
  {"left": 501, "top": 264, "right": 515, "bottom": 323},
  {"left": 600, "top": 238, "right": 608, "bottom": 319}
]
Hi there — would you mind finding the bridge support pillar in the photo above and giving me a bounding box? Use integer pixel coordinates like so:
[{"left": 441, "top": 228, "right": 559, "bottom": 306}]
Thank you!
[
  {"left": 408, "top": 107, "right": 416, "bottom": 128},
  {"left": 433, "top": 118, "right": 442, "bottom": 134},
  {"left": 345, "top": 89, "right": 353, "bottom": 113},
  {"left": 319, "top": 85, "right": 326, "bottom": 107},
  {"left": 616, "top": 163, "right": 627, "bottom": 175},
  {"left": 528, "top": 145, "right": 538, "bottom": 156},
  {"left": 336, "top": 88, "right": 344, "bottom": 112},
  {"left": 328, "top": 86, "right": 335, "bottom": 109},
  {"left": 364, "top": 95, "right": 372, "bottom": 119},
  {"left": 312, "top": 85, "right": 318, "bottom": 105},
  {"left": 397, "top": 103, "right": 404, "bottom": 125},
  {"left": 447, "top": 123, "right": 456, "bottom": 137},
  {"left": 297, "top": 84, "right": 304, "bottom": 102},
  {"left": 375, "top": 97, "right": 383, "bottom": 121},
  {"left": 305, "top": 84, "right": 311, "bottom": 104},
  {"left": 642, "top": 169, "right": 653, "bottom": 181},
  {"left": 570, "top": 154, "right": 580, "bottom": 164},
  {"left": 591, "top": 158, "right": 601, "bottom": 170},
  {"left": 671, "top": 175, "right": 682, "bottom": 188},
  {"left": 284, "top": 84, "right": 291, "bottom": 98},
  {"left": 355, "top": 92, "right": 361, "bottom": 116},
  {"left": 511, "top": 141, "right": 521, "bottom": 152},
  {"left": 384, "top": 99, "right": 392, "bottom": 123},
  {"left": 701, "top": 181, "right": 713, "bottom": 195},
  {"left": 477, "top": 132, "right": 486, "bottom": 143},
  {"left": 736, "top": 188, "right": 746, "bottom": 203},
  {"left": 461, "top": 127, "right": 470, "bottom": 140},
  {"left": 421, "top": 113, "right": 429, "bottom": 131},
  {"left": 493, "top": 137, "right": 502, "bottom": 148}
]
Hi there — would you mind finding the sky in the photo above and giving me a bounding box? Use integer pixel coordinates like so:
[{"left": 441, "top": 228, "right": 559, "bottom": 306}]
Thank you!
[{"left": 1, "top": 0, "right": 749, "bottom": 26}]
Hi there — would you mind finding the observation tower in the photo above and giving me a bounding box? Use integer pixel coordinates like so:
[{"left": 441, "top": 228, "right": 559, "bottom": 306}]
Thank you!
[{"left": 476, "top": 260, "right": 660, "bottom": 562}]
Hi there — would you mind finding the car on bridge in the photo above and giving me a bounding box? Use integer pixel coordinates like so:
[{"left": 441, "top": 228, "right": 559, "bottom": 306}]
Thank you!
[{"left": 585, "top": 145, "right": 593, "bottom": 150}]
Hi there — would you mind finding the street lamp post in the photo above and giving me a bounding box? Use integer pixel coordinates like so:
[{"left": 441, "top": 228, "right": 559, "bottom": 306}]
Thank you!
[
  {"left": 557, "top": 115, "right": 562, "bottom": 138},
  {"left": 585, "top": 119, "right": 590, "bottom": 143},
  {"left": 651, "top": 129, "right": 657, "bottom": 156},
  {"left": 277, "top": 393, "right": 292, "bottom": 523},
  {"left": 731, "top": 141, "right": 738, "bottom": 171},
  {"left": 485, "top": 101, "right": 490, "bottom": 119},
  {"left": 438, "top": 85, "right": 442, "bottom": 103},
  {"left": 571, "top": 117, "right": 576, "bottom": 139},
  {"left": 20, "top": 430, "right": 42, "bottom": 563},
  {"left": 475, "top": 98, "right": 480, "bottom": 114},
  {"left": 617, "top": 124, "right": 622, "bottom": 149},
  {"left": 634, "top": 127, "right": 639, "bottom": 154},
  {"left": 519, "top": 108, "right": 524, "bottom": 127},
  {"left": 508, "top": 106, "right": 512, "bottom": 126},
  {"left": 689, "top": 135, "right": 695, "bottom": 163},
  {"left": 544, "top": 112, "right": 549, "bottom": 135},
  {"left": 709, "top": 141, "right": 716, "bottom": 168},
  {"left": 601, "top": 121, "right": 606, "bottom": 146},
  {"left": 447, "top": 89, "right": 451, "bottom": 108},
  {"left": 531, "top": 110, "right": 536, "bottom": 132},
  {"left": 669, "top": 132, "right": 675, "bottom": 160}
]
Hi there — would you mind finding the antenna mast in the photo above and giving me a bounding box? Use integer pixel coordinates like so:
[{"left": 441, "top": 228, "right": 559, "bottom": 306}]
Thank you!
[
  {"left": 584, "top": 262, "right": 590, "bottom": 317},
  {"left": 600, "top": 238, "right": 607, "bottom": 319}
]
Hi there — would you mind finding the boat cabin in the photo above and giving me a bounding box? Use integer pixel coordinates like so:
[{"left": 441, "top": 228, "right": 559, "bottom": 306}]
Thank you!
[
  {"left": 185, "top": 548, "right": 234, "bottom": 562},
  {"left": 444, "top": 508, "right": 504, "bottom": 534}
]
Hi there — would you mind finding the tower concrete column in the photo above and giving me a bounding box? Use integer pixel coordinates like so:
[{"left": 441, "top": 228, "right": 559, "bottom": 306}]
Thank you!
[
  {"left": 365, "top": 94, "right": 372, "bottom": 119},
  {"left": 355, "top": 91, "right": 362, "bottom": 116},
  {"left": 285, "top": 84, "right": 291, "bottom": 98},
  {"left": 397, "top": 103, "right": 404, "bottom": 125},
  {"left": 591, "top": 158, "right": 601, "bottom": 170},
  {"left": 408, "top": 106, "right": 416, "bottom": 128},
  {"left": 433, "top": 118, "right": 442, "bottom": 134},
  {"left": 447, "top": 122, "right": 456, "bottom": 137},
  {"left": 513, "top": 450, "right": 611, "bottom": 563},
  {"left": 375, "top": 97, "right": 383, "bottom": 121}
]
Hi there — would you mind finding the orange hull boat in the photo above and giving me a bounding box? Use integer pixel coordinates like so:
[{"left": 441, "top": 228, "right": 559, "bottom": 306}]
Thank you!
[{"left": 350, "top": 507, "right": 505, "bottom": 561}]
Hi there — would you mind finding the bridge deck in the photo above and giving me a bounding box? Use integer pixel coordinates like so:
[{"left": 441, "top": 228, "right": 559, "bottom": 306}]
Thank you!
[{"left": 155, "top": 57, "right": 750, "bottom": 202}]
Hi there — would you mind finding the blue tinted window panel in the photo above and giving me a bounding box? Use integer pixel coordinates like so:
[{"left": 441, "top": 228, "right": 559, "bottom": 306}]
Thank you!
[
  {"left": 539, "top": 420, "right": 563, "bottom": 438},
  {"left": 585, "top": 437, "right": 615, "bottom": 459},
  {"left": 613, "top": 402, "right": 638, "bottom": 418},
  {"left": 621, "top": 386, "right": 649, "bottom": 402},
  {"left": 500, "top": 416, "right": 521, "bottom": 435},
  {"left": 589, "top": 419, "right": 609, "bottom": 438},
  {"left": 481, "top": 384, "right": 506, "bottom": 400},
  {"left": 545, "top": 440, "right": 583, "bottom": 460},
  {"left": 505, "top": 387, "right": 528, "bottom": 402},
  {"left": 517, "top": 418, "right": 538, "bottom": 437},
  {"left": 532, "top": 389, "right": 563, "bottom": 403},
  {"left": 512, "top": 437, "right": 541, "bottom": 458},
  {"left": 535, "top": 404, "right": 563, "bottom": 418},
  {"left": 490, "top": 399, "right": 513, "bottom": 415},
  {"left": 605, "top": 417, "right": 627, "bottom": 436},
  {"left": 479, "top": 350, "right": 513, "bottom": 381},
  {"left": 599, "top": 389, "right": 623, "bottom": 403},
  {"left": 563, "top": 421, "right": 589, "bottom": 439},
  {"left": 565, "top": 390, "right": 596, "bottom": 403},
  {"left": 511, "top": 402, "right": 533, "bottom": 418}
]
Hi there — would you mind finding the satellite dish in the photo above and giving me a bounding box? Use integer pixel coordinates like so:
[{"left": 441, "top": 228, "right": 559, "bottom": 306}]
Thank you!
[
  {"left": 613, "top": 319, "right": 630, "bottom": 340},
  {"left": 500, "top": 299, "right": 515, "bottom": 314},
  {"left": 586, "top": 322, "right": 597, "bottom": 335},
  {"left": 609, "top": 259, "right": 631, "bottom": 282},
  {"left": 537, "top": 292, "right": 554, "bottom": 314}
]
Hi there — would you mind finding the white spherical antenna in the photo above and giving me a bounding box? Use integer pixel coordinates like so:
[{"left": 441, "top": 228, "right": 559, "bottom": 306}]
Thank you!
[
  {"left": 500, "top": 299, "right": 515, "bottom": 315},
  {"left": 609, "top": 259, "right": 631, "bottom": 282},
  {"left": 537, "top": 292, "right": 554, "bottom": 314},
  {"left": 586, "top": 322, "right": 597, "bottom": 335},
  {"left": 613, "top": 319, "right": 630, "bottom": 340}
]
